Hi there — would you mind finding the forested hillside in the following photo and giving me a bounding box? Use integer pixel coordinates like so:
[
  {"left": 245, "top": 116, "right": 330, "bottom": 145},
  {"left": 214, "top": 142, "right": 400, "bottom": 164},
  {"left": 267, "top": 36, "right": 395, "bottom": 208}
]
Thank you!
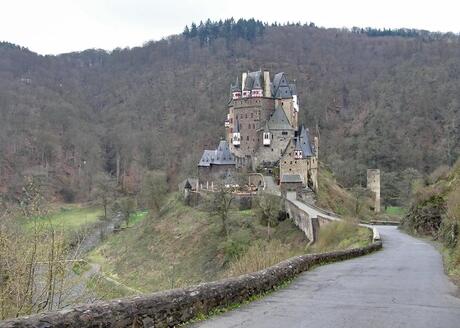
[{"left": 0, "top": 19, "right": 459, "bottom": 205}]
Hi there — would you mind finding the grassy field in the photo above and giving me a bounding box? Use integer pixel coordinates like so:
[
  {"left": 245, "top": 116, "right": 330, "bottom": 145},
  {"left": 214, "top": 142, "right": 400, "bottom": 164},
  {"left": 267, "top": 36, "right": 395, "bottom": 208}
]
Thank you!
[
  {"left": 24, "top": 204, "right": 103, "bottom": 232},
  {"left": 87, "top": 196, "right": 308, "bottom": 297},
  {"left": 87, "top": 193, "right": 372, "bottom": 299},
  {"left": 309, "top": 220, "right": 372, "bottom": 252},
  {"left": 385, "top": 206, "right": 406, "bottom": 216}
]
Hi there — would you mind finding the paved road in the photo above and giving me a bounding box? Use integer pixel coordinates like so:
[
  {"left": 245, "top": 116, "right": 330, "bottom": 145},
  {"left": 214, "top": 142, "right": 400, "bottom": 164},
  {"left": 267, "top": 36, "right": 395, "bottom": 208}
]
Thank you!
[
  {"left": 263, "top": 175, "right": 281, "bottom": 196},
  {"left": 193, "top": 226, "right": 460, "bottom": 328}
]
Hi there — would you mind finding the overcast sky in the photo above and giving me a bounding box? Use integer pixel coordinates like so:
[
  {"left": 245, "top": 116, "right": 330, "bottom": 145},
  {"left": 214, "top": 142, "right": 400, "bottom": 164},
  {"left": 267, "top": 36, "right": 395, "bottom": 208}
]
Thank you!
[{"left": 1, "top": 0, "right": 459, "bottom": 55}]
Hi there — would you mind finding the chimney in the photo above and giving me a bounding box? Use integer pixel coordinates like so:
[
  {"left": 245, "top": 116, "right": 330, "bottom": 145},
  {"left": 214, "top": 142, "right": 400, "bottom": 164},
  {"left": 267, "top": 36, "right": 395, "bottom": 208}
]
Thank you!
[
  {"left": 241, "top": 72, "right": 247, "bottom": 91},
  {"left": 263, "top": 71, "right": 270, "bottom": 97}
]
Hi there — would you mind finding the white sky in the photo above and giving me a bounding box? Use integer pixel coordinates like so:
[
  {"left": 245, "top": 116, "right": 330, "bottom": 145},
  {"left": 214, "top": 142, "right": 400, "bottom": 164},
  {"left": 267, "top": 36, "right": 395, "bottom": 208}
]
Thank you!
[{"left": 1, "top": 0, "right": 459, "bottom": 55}]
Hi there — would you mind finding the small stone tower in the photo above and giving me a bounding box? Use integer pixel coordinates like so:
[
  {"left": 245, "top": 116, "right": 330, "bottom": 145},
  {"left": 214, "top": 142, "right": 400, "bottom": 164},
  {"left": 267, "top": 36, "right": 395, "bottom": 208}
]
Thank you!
[
  {"left": 367, "top": 169, "right": 381, "bottom": 213},
  {"left": 183, "top": 179, "right": 192, "bottom": 205}
]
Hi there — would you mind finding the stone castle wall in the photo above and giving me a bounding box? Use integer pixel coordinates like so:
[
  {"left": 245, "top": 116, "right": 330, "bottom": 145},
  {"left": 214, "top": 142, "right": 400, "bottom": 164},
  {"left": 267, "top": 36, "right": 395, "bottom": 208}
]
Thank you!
[
  {"left": 253, "top": 130, "right": 294, "bottom": 167},
  {"left": 227, "top": 98, "right": 275, "bottom": 157}
]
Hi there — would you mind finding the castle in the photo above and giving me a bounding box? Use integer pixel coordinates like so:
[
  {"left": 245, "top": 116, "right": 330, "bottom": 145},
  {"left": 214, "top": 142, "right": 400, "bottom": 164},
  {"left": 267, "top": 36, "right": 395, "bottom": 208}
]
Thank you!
[{"left": 198, "top": 70, "right": 318, "bottom": 192}]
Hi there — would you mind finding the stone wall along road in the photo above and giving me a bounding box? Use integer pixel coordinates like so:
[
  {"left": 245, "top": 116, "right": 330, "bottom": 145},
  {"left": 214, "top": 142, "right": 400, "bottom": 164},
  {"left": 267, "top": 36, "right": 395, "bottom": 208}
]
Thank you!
[
  {"left": 193, "top": 226, "right": 460, "bottom": 328},
  {"left": 0, "top": 241, "right": 381, "bottom": 328}
]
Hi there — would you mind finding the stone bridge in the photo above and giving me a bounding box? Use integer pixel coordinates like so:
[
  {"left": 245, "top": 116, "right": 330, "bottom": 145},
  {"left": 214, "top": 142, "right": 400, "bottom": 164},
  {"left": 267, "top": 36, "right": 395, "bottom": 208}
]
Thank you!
[{"left": 284, "top": 190, "right": 340, "bottom": 242}]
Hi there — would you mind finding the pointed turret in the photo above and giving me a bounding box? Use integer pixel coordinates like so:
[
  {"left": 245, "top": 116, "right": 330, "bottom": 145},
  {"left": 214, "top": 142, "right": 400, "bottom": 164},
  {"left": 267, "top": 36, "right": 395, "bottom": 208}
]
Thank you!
[
  {"left": 296, "top": 125, "right": 314, "bottom": 158},
  {"left": 231, "top": 76, "right": 241, "bottom": 100},
  {"left": 294, "top": 137, "right": 303, "bottom": 159}
]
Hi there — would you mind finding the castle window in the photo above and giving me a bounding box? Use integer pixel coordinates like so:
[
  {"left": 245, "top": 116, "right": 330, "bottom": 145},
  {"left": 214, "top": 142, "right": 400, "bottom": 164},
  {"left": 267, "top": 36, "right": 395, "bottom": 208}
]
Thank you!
[
  {"left": 282, "top": 131, "right": 288, "bottom": 135},
  {"left": 245, "top": 114, "right": 248, "bottom": 119},
  {"left": 247, "top": 136, "right": 249, "bottom": 141},
  {"left": 251, "top": 113, "right": 253, "bottom": 118}
]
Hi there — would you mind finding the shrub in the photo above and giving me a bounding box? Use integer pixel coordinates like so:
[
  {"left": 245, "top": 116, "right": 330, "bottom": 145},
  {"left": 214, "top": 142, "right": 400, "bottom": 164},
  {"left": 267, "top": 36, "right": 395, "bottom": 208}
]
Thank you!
[
  {"left": 59, "top": 187, "right": 76, "bottom": 203},
  {"left": 219, "top": 230, "right": 251, "bottom": 264},
  {"left": 401, "top": 195, "right": 446, "bottom": 237}
]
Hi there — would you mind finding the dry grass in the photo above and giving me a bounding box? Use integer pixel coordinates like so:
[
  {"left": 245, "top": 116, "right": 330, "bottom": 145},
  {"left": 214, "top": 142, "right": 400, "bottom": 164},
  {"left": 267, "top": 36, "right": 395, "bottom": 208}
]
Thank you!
[
  {"left": 310, "top": 220, "right": 372, "bottom": 253},
  {"left": 225, "top": 240, "right": 301, "bottom": 277},
  {"left": 87, "top": 195, "right": 307, "bottom": 297}
]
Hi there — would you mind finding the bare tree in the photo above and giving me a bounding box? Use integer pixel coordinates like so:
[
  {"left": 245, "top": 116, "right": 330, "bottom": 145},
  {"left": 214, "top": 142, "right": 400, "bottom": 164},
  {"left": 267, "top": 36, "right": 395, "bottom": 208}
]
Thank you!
[
  {"left": 211, "top": 186, "right": 234, "bottom": 237},
  {"left": 254, "top": 193, "right": 281, "bottom": 240},
  {"left": 140, "top": 171, "right": 167, "bottom": 212},
  {"left": 0, "top": 178, "right": 86, "bottom": 319},
  {"left": 93, "top": 173, "right": 116, "bottom": 220},
  {"left": 119, "top": 197, "right": 137, "bottom": 227}
]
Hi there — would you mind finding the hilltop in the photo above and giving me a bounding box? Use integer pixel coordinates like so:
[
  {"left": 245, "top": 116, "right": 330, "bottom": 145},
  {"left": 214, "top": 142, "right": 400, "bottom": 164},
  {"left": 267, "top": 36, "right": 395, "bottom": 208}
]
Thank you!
[{"left": 0, "top": 20, "right": 459, "bottom": 205}]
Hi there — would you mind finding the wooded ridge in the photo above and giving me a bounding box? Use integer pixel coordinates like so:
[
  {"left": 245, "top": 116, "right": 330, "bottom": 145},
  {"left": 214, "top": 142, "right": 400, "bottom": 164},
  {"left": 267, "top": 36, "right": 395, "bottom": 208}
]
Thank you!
[{"left": 0, "top": 19, "right": 459, "bottom": 205}]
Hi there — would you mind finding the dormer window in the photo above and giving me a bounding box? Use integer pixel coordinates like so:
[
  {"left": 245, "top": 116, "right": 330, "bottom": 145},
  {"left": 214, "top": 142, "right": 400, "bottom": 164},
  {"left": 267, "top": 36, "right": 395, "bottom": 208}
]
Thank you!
[
  {"left": 232, "top": 91, "right": 241, "bottom": 100},
  {"left": 232, "top": 132, "right": 241, "bottom": 146},
  {"left": 294, "top": 150, "right": 302, "bottom": 159},
  {"left": 251, "top": 89, "right": 263, "bottom": 97},
  {"left": 263, "top": 132, "right": 271, "bottom": 146}
]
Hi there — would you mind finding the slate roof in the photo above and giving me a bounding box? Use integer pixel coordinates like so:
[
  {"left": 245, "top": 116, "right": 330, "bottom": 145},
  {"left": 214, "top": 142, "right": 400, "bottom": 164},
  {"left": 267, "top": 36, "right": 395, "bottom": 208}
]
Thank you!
[
  {"left": 244, "top": 71, "right": 263, "bottom": 90},
  {"left": 271, "top": 72, "right": 294, "bottom": 99},
  {"left": 178, "top": 178, "right": 198, "bottom": 190},
  {"left": 231, "top": 76, "right": 241, "bottom": 92},
  {"left": 280, "top": 174, "right": 303, "bottom": 183},
  {"left": 289, "top": 83, "right": 297, "bottom": 95},
  {"left": 294, "top": 126, "right": 315, "bottom": 158},
  {"left": 263, "top": 121, "right": 270, "bottom": 132},
  {"left": 184, "top": 180, "right": 192, "bottom": 189},
  {"left": 231, "top": 83, "right": 241, "bottom": 92},
  {"left": 268, "top": 106, "right": 294, "bottom": 131},
  {"left": 198, "top": 140, "right": 236, "bottom": 167}
]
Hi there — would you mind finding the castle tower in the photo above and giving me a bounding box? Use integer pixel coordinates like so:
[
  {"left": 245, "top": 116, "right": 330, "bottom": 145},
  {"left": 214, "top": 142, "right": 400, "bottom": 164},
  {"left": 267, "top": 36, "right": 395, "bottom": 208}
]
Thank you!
[
  {"left": 367, "top": 169, "right": 381, "bottom": 213},
  {"left": 263, "top": 71, "right": 271, "bottom": 97},
  {"left": 225, "top": 70, "right": 299, "bottom": 170}
]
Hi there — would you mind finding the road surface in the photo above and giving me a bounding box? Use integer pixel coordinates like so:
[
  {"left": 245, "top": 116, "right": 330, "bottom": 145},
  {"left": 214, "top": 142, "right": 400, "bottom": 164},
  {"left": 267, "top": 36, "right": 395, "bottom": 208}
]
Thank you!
[{"left": 193, "top": 226, "right": 460, "bottom": 328}]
